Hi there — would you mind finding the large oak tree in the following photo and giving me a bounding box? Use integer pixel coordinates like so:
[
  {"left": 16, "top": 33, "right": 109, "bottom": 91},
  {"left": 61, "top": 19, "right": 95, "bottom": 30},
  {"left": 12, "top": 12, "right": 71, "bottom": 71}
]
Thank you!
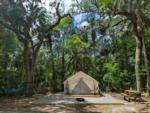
[{"left": 0, "top": 0, "right": 71, "bottom": 96}]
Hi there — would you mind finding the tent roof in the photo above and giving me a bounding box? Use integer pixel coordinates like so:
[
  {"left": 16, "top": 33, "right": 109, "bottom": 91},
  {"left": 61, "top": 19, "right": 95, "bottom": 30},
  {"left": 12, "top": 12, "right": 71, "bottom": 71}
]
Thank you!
[{"left": 63, "top": 71, "right": 99, "bottom": 84}]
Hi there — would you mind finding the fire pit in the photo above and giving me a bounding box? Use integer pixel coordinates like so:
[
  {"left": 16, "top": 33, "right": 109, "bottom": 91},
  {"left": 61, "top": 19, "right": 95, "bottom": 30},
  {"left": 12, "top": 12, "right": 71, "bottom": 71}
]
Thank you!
[{"left": 76, "top": 98, "right": 85, "bottom": 102}]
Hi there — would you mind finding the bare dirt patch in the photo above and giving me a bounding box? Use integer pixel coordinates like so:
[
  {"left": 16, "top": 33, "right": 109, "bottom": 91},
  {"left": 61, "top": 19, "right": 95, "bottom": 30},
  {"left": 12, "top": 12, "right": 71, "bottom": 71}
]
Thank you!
[{"left": 0, "top": 94, "right": 150, "bottom": 113}]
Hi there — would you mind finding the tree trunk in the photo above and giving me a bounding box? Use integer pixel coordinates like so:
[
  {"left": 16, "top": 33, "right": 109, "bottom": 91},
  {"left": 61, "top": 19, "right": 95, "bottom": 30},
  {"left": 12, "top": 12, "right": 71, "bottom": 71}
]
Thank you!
[
  {"left": 134, "top": 17, "right": 150, "bottom": 96},
  {"left": 135, "top": 37, "right": 142, "bottom": 92},
  {"left": 133, "top": 23, "right": 142, "bottom": 92},
  {"left": 51, "top": 51, "right": 57, "bottom": 92},
  {"left": 47, "top": 35, "right": 57, "bottom": 93},
  {"left": 61, "top": 50, "right": 65, "bottom": 91},
  {"left": 24, "top": 41, "right": 36, "bottom": 96},
  {"left": 74, "top": 53, "right": 80, "bottom": 71},
  {"left": 142, "top": 37, "right": 150, "bottom": 96},
  {"left": 138, "top": 17, "right": 150, "bottom": 96}
]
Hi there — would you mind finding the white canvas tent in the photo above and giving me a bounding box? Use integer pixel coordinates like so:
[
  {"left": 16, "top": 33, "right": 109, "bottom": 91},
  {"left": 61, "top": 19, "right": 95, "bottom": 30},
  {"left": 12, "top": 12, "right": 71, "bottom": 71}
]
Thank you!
[{"left": 63, "top": 71, "right": 99, "bottom": 95}]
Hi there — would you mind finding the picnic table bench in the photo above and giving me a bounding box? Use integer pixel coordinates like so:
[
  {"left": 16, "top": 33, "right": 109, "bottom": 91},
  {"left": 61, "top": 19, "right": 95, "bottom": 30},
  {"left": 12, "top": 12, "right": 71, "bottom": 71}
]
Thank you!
[{"left": 122, "top": 90, "right": 142, "bottom": 102}]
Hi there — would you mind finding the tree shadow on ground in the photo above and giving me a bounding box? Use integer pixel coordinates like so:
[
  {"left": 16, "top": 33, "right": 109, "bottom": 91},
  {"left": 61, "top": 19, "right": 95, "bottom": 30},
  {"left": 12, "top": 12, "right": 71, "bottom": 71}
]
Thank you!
[
  {"left": 46, "top": 104, "right": 98, "bottom": 113},
  {"left": 139, "top": 103, "right": 150, "bottom": 113}
]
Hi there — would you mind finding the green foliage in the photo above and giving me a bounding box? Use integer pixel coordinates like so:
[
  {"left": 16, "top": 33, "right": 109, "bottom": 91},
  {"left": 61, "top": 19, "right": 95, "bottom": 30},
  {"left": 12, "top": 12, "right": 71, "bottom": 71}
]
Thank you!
[
  {"left": 35, "top": 49, "right": 51, "bottom": 87},
  {"left": 0, "top": 27, "right": 20, "bottom": 71},
  {"left": 103, "top": 61, "right": 123, "bottom": 91},
  {"left": 0, "top": 27, "right": 23, "bottom": 95},
  {"left": 59, "top": 16, "right": 72, "bottom": 27},
  {"left": 103, "top": 58, "right": 135, "bottom": 92},
  {"left": 101, "top": 0, "right": 113, "bottom": 9},
  {"left": 66, "top": 34, "right": 89, "bottom": 52}
]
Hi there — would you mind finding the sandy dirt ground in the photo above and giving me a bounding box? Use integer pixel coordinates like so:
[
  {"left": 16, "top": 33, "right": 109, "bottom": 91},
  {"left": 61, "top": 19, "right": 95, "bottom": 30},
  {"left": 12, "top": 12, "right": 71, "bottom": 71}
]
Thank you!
[{"left": 0, "top": 93, "right": 150, "bottom": 113}]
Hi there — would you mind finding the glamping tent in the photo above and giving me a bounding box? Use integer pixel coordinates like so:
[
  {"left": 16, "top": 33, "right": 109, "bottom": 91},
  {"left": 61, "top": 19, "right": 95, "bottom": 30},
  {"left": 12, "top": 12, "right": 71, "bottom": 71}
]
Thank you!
[{"left": 63, "top": 71, "right": 99, "bottom": 95}]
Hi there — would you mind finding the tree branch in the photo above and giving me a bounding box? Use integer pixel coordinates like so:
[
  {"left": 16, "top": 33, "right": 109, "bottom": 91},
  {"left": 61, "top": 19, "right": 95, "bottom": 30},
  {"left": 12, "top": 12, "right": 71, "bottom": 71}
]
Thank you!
[
  {"left": 140, "top": 12, "right": 150, "bottom": 27},
  {"left": 0, "top": 21, "right": 15, "bottom": 32},
  {"left": 111, "top": 19, "right": 128, "bottom": 27},
  {"left": 47, "top": 3, "right": 72, "bottom": 32}
]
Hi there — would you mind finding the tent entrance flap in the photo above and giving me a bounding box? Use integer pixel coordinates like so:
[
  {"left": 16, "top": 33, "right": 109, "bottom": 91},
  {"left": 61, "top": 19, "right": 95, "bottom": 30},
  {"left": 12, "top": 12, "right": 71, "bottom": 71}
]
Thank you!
[{"left": 72, "top": 78, "right": 91, "bottom": 94}]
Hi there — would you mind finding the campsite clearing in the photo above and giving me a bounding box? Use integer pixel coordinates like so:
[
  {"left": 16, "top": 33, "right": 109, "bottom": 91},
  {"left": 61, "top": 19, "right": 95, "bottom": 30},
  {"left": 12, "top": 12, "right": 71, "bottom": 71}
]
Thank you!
[
  {"left": 31, "top": 93, "right": 125, "bottom": 105},
  {"left": 0, "top": 93, "right": 150, "bottom": 113}
]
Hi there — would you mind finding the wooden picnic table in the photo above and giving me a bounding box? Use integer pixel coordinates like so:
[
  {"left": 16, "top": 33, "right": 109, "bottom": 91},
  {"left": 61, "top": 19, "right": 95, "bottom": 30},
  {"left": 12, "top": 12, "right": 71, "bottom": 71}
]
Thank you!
[{"left": 122, "top": 90, "right": 142, "bottom": 102}]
